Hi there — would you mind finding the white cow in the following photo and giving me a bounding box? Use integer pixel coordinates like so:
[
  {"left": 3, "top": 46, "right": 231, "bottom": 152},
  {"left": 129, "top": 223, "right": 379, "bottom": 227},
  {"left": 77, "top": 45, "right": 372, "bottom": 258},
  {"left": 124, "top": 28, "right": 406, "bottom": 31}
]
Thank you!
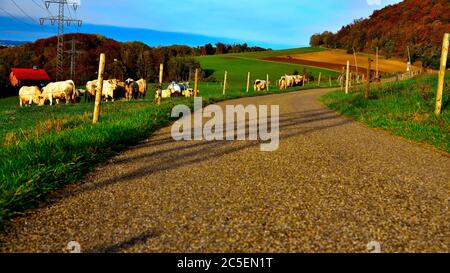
[
  {"left": 86, "top": 79, "right": 119, "bottom": 102},
  {"left": 284, "top": 75, "right": 296, "bottom": 87},
  {"left": 19, "top": 86, "right": 42, "bottom": 107},
  {"left": 102, "top": 79, "right": 119, "bottom": 102},
  {"left": 39, "top": 80, "right": 76, "bottom": 106},
  {"left": 86, "top": 80, "right": 97, "bottom": 97},
  {"left": 155, "top": 89, "right": 173, "bottom": 99}
]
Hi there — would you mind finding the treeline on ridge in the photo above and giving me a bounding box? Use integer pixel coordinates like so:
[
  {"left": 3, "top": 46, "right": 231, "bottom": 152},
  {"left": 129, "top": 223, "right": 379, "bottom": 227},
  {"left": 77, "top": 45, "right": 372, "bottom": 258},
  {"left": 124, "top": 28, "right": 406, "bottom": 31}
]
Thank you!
[
  {"left": 310, "top": 0, "right": 450, "bottom": 68},
  {"left": 0, "top": 33, "right": 267, "bottom": 88}
]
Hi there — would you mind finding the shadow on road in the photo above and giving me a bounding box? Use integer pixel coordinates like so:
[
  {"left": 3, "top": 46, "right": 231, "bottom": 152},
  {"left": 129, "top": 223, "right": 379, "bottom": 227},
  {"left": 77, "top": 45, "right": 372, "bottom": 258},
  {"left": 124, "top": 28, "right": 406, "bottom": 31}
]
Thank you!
[
  {"left": 89, "top": 229, "right": 161, "bottom": 253},
  {"left": 57, "top": 107, "right": 351, "bottom": 199}
]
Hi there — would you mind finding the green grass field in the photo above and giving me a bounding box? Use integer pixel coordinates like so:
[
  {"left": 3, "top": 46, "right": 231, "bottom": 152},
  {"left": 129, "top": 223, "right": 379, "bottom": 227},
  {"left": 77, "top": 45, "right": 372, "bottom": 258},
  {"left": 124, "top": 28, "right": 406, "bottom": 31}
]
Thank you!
[
  {"left": 321, "top": 74, "right": 450, "bottom": 153},
  {"left": 196, "top": 47, "right": 337, "bottom": 94},
  {"left": 0, "top": 48, "right": 340, "bottom": 225}
]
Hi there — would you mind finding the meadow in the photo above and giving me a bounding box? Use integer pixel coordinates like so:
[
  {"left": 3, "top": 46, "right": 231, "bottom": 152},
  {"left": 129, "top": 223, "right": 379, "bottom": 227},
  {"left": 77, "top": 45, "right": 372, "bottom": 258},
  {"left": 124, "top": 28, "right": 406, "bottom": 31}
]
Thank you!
[
  {"left": 321, "top": 74, "right": 450, "bottom": 153},
  {"left": 0, "top": 47, "right": 339, "bottom": 225},
  {"left": 197, "top": 47, "right": 337, "bottom": 90}
]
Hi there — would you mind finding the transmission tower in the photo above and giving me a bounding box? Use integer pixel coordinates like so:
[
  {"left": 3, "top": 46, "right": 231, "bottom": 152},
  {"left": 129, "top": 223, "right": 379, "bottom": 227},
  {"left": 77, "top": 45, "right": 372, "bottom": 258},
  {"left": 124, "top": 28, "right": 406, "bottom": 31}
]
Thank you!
[
  {"left": 64, "top": 38, "right": 82, "bottom": 81},
  {"left": 40, "top": 1, "right": 82, "bottom": 81}
]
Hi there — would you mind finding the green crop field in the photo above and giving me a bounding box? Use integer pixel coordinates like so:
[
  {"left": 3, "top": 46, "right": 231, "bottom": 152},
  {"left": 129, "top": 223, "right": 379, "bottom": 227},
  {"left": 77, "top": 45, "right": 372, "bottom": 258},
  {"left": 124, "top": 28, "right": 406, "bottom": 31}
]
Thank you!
[{"left": 0, "top": 48, "right": 340, "bottom": 225}]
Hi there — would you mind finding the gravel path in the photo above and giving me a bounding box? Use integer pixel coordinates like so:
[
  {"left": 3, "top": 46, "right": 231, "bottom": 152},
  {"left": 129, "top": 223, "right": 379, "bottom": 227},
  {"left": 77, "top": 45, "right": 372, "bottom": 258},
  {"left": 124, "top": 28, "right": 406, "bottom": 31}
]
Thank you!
[{"left": 0, "top": 88, "right": 448, "bottom": 253}]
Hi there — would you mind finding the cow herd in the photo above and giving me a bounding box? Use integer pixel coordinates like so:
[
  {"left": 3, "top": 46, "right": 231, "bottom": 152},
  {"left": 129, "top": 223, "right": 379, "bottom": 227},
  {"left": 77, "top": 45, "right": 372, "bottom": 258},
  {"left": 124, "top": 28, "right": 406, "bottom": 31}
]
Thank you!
[
  {"left": 18, "top": 78, "right": 147, "bottom": 107},
  {"left": 278, "top": 75, "right": 306, "bottom": 90},
  {"left": 18, "top": 74, "right": 310, "bottom": 107},
  {"left": 84, "top": 78, "right": 147, "bottom": 102},
  {"left": 252, "top": 75, "right": 306, "bottom": 92},
  {"left": 19, "top": 80, "right": 79, "bottom": 107},
  {"left": 155, "top": 81, "right": 198, "bottom": 99}
]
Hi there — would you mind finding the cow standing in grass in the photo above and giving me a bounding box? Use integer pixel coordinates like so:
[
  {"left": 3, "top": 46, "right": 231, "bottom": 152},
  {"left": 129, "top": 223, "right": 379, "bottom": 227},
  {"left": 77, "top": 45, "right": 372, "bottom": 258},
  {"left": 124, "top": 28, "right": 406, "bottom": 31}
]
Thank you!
[
  {"left": 278, "top": 78, "right": 288, "bottom": 90},
  {"left": 293, "top": 75, "right": 304, "bottom": 85},
  {"left": 86, "top": 79, "right": 120, "bottom": 102},
  {"left": 19, "top": 86, "right": 42, "bottom": 107},
  {"left": 254, "top": 80, "right": 268, "bottom": 92},
  {"left": 136, "top": 79, "right": 147, "bottom": 99},
  {"left": 168, "top": 81, "right": 188, "bottom": 97},
  {"left": 279, "top": 75, "right": 304, "bottom": 90},
  {"left": 125, "top": 78, "right": 139, "bottom": 101},
  {"left": 285, "top": 75, "right": 296, "bottom": 88},
  {"left": 39, "top": 80, "right": 76, "bottom": 106},
  {"left": 156, "top": 89, "right": 172, "bottom": 99},
  {"left": 102, "top": 79, "right": 119, "bottom": 102},
  {"left": 85, "top": 80, "right": 97, "bottom": 101}
]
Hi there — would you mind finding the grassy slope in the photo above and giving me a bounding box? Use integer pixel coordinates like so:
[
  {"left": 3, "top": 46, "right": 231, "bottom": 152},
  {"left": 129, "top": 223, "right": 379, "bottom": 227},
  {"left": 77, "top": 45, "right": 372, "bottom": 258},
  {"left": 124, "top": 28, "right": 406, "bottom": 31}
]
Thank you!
[
  {"left": 321, "top": 74, "right": 450, "bottom": 153},
  {"left": 196, "top": 47, "right": 338, "bottom": 94}
]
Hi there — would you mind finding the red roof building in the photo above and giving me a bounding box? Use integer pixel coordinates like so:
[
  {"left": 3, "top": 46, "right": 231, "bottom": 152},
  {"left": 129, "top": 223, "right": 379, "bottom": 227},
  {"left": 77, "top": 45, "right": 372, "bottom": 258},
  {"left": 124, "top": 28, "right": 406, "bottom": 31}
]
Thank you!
[{"left": 9, "top": 68, "right": 51, "bottom": 87}]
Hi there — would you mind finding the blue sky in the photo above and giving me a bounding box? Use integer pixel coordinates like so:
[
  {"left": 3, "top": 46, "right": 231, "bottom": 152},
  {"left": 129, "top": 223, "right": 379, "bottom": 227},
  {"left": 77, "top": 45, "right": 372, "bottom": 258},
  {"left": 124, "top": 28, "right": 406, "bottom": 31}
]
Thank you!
[{"left": 0, "top": 0, "right": 402, "bottom": 49}]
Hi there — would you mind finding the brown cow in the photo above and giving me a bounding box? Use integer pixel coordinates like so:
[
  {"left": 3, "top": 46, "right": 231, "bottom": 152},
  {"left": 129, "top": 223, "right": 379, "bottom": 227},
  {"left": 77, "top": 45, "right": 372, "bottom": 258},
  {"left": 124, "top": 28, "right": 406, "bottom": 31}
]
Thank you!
[
  {"left": 136, "top": 79, "right": 147, "bottom": 99},
  {"left": 125, "top": 78, "right": 139, "bottom": 101}
]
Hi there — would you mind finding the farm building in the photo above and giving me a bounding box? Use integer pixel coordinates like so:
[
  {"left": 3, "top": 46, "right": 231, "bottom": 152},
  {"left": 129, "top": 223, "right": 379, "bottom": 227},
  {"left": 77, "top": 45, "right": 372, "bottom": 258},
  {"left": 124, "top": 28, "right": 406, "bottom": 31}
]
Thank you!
[{"left": 9, "top": 68, "right": 51, "bottom": 87}]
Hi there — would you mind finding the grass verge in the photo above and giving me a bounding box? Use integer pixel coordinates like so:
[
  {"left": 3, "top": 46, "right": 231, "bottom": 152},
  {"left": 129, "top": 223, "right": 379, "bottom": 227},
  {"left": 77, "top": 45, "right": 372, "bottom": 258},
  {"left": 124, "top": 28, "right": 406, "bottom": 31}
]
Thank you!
[{"left": 321, "top": 74, "right": 450, "bottom": 153}]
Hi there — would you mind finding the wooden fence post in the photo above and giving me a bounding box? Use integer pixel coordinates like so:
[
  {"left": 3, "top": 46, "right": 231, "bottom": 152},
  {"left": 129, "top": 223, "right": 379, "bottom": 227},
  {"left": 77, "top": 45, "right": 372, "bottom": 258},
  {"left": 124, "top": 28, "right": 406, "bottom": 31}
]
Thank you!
[
  {"left": 345, "top": 60, "right": 350, "bottom": 94},
  {"left": 267, "top": 74, "right": 269, "bottom": 91},
  {"left": 376, "top": 47, "right": 379, "bottom": 80},
  {"left": 407, "top": 46, "right": 412, "bottom": 78},
  {"left": 353, "top": 47, "right": 359, "bottom": 75},
  {"left": 194, "top": 68, "right": 199, "bottom": 97},
  {"left": 349, "top": 72, "right": 353, "bottom": 89},
  {"left": 223, "top": 71, "right": 228, "bottom": 95},
  {"left": 159, "top": 63, "right": 164, "bottom": 85},
  {"left": 246, "top": 72, "right": 250, "bottom": 93},
  {"left": 317, "top": 72, "right": 322, "bottom": 87},
  {"left": 435, "top": 33, "right": 449, "bottom": 116},
  {"left": 157, "top": 63, "right": 164, "bottom": 105},
  {"left": 365, "top": 58, "right": 372, "bottom": 99},
  {"left": 93, "top": 53, "right": 106, "bottom": 124},
  {"left": 302, "top": 74, "right": 305, "bottom": 87}
]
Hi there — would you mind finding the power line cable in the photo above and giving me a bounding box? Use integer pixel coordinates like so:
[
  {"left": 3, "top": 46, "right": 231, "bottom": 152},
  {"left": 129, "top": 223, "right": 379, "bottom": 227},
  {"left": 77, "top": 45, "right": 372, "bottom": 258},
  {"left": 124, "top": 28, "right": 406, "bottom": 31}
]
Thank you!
[
  {"left": 9, "top": 0, "right": 39, "bottom": 24},
  {"left": 24, "top": 0, "right": 53, "bottom": 36},
  {"left": 35, "top": 0, "right": 56, "bottom": 33},
  {"left": 40, "top": 0, "right": 54, "bottom": 16},
  {"left": 31, "top": 0, "right": 45, "bottom": 10},
  {"left": 0, "top": 6, "right": 36, "bottom": 27}
]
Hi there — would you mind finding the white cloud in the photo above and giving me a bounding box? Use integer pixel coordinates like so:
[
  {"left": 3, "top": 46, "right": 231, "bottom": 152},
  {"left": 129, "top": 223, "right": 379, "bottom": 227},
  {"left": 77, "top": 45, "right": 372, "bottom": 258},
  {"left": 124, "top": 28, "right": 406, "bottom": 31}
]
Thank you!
[{"left": 367, "top": 0, "right": 382, "bottom": 5}]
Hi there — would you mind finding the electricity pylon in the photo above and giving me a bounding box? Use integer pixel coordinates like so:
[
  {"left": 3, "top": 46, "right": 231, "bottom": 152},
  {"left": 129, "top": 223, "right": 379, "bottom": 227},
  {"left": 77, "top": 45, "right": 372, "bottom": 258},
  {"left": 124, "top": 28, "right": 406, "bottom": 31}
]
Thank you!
[{"left": 40, "top": 1, "right": 82, "bottom": 81}]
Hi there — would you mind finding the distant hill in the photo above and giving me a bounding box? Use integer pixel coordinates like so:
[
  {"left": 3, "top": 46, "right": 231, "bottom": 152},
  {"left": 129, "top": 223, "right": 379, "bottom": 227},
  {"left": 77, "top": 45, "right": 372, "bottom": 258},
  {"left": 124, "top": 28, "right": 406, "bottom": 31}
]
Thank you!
[
  {"left": 310, "top": 0, "right": 450, "bottom": 68},
  {"left": 0, "top": 40, "right": 29, "bottom": 47},
  {"left": 0, "top": 33, "right": 266, "bottom": 87}
]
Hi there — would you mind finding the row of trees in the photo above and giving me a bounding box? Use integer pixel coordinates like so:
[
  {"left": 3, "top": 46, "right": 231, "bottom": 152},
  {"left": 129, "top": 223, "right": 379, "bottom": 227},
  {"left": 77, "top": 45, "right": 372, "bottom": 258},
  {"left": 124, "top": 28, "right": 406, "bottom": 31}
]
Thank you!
[
  {"left": 194, "top": 43, "right": 267, "bottom": 56},
  {"left": 0, "top": 34, "right": 267, "bottom": 88},
  {"left": 310, "top": 0, "right": 450, "bottom": 68}
]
